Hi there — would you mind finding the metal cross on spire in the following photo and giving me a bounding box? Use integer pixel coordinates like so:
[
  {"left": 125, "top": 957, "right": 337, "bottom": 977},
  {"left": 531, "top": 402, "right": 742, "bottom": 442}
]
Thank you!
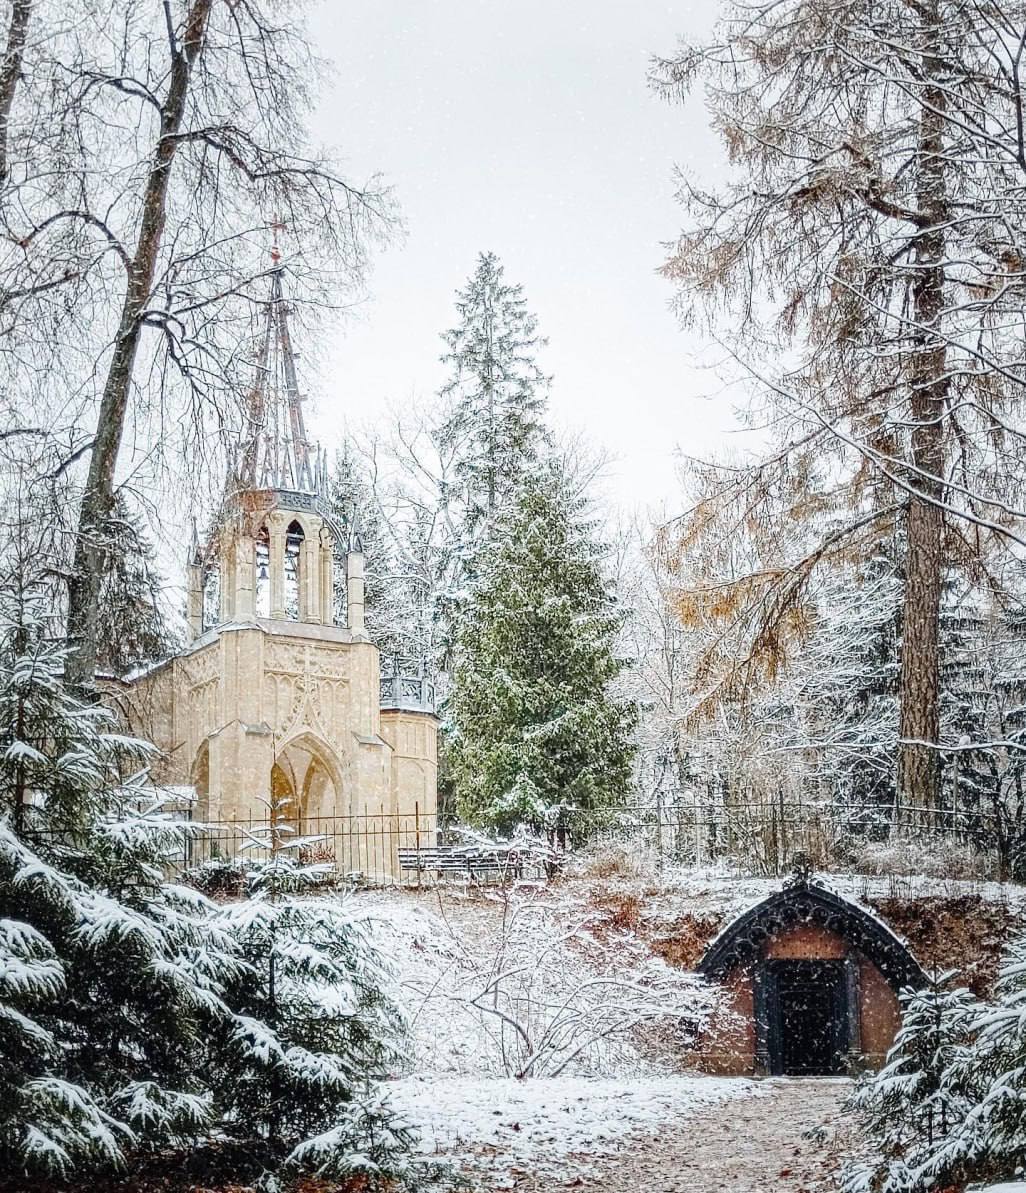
[{"left": 235, "top": 221, "right": 326, "bottom": 497}]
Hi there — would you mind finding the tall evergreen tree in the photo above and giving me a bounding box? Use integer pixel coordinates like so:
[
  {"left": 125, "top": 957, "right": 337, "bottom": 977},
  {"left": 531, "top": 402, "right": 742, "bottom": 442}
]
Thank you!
[
  {"left": 327, "top": 443, "right": 388, "bottom": 637},
  {"left": 436, "top": 252, "right": 551, "bottom": 542},
  {"left": 804, "top": 553, "right": 902, "bottom": 833},
  {"left": 981, "top": 592, "right": 1026, "bottom": 878},
  {"left": 448, "top": 465, "right": 636, "bottom": 838}
]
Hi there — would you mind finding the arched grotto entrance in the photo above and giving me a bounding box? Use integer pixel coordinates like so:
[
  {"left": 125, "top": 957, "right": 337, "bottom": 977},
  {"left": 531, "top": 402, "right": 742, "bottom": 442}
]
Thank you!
[{"left": 695, "top": 872, "right": 926, "bottom": 1076}]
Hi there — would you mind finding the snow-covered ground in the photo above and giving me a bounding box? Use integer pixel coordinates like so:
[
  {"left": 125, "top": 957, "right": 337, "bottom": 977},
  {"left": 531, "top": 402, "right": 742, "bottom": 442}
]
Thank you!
[
  {"left": 619, "top": 865, "right": 1026, "bottom": 925},
  {"left": 351, "top": 883, "right": 712, "bottom": 1079},
  {"left": 389, "top": 1074, "right": 754, "bottom": 1179},
  {"left": 344, "top": 871, "right": 1024, "bottom": 1188},
  {"left": 345, "top": 868, "right": 1025, "bottom": 1078},
  {"left": 346, "top": 880, "right": 761, "bottom": 1185}
]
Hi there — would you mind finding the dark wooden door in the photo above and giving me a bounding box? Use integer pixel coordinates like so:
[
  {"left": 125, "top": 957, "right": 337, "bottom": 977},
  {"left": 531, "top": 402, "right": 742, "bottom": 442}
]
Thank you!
[{"left": 766, "top": 959, "right": 848, "bottom": 1076}]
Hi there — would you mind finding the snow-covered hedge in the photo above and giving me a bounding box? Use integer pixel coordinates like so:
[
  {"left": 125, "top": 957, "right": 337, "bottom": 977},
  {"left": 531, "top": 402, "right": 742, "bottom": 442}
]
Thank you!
[{"left": 844, "top": 932, "right": 1026, "bottom": 1192}]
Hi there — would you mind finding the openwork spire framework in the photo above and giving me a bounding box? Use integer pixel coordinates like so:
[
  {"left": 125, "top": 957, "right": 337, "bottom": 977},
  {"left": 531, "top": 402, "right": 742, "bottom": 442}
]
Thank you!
[{"left": 235, "top": 266, "right": 328, "bottom": 499}]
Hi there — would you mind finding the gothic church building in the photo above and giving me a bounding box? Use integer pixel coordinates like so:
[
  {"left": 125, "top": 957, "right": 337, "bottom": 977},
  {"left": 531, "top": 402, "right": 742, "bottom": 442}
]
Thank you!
[{"left": 114, "top": 267, "right": 438, "bottom": 879}]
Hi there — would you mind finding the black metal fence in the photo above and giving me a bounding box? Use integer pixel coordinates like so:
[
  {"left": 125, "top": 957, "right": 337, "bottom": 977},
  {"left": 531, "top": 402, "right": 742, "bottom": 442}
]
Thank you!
[
  {"left": 166, "top": 796, "right": 1010, "bottom": 887},
  {"left": 176, "top": 807, "right": 441, "bottom": 884}
]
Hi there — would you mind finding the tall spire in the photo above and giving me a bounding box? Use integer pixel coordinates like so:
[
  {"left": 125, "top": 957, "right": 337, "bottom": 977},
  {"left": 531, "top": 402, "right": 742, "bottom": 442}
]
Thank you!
[{"left": 235, "top": 229, "right": 327, "bottom": 497}]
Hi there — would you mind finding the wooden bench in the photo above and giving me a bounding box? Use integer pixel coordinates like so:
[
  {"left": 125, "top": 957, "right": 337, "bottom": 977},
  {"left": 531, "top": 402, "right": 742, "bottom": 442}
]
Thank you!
[{"left": 397, "top": 844, "right": 520, "bottom": 877}]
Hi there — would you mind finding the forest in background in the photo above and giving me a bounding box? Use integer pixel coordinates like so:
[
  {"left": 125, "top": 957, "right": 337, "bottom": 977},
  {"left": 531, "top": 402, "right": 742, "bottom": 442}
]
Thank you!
[{"left": 3, "top": 0, "right": 1026, "bottom": 1191}]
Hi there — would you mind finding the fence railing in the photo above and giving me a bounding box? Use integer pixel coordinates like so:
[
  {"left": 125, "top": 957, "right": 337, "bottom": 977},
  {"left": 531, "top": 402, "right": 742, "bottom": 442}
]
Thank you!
[
  {"left": 562, "top": 796, "right": 1008, "bottom": 877},
  {"left": 162, "top": 794, "right": 1011, "bottom": 887},
  {"left": 176, "top": 808, "right": 444, "bottom": 884}
]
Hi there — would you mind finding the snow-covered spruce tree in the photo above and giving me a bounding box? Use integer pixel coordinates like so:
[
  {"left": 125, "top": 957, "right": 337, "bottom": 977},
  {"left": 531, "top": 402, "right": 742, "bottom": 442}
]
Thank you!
[
  {"left": 845, "top": 932, "right": 1026, "bottom": 1192},
  {"left": 433, "top": 253, "right": 552, "bottom": 664},
  {"left": 448, "top": 463, "right": 636, "bottom": 838},
  {"left": 0, "top": 571, "right": 221, "bottom": 1176},
  {"left": 95, "top": 494, "right": 178, "bottom": 678},
  {"left": 981, "top": 589, "right": 1026, "bottom": 879},
  {"left": 930, "top": 929, "right": 1026, "bottom": 1187},
  {"left": 326, "top": 440, "right": 432, "bottom": 661},
  {"left": 794, "top": 552, "right": 902, "bottom": 837},
  {"left": 0, "top": 559, "right": 141, "bottom": 840},
  {"left": 327, "top": 442, "right": 388, "bottom": 631},
  {"left": 842, "top": 972, "right": 985, "bottom": 1193},
  {"left": 937, "top": 571, "right": 992, "bottom": 835},
  {"left": 0, "top": 570, "right": 422, "bottom": 1187},
  {"left": 436, "top": 251, "right": 551, "bottom": 540},
  {"left": 206, "top": 821, "right": 418, "bottom": 1186}
]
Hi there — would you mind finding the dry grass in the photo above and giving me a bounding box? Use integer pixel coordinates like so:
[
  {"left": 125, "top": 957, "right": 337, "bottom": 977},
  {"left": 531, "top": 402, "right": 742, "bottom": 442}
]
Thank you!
[
  {"left": 595, "top": 890, "right": 644, "bottom": 931},
  {"left": 575, "top": 844, "right": 655, "bottom": 881},
  {"left": 650, "top": 913, "right": 725, "bottom": 970},
  {"left": 869, "top": 893, "right": 1018, "bottom": 997}
]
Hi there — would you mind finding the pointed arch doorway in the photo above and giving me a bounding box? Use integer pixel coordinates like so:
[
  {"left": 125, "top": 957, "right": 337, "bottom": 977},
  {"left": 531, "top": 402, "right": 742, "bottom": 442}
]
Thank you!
[
  {"left": 270, "top": 733, "right": 343, "bottom": 830},
  {"left": 696, "top": 878, "right": 926, "bottom": 1075}
]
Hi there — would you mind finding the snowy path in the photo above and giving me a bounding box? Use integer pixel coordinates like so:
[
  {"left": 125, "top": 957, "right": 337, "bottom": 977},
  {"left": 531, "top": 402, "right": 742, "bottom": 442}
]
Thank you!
[
  {"left": 559, "top": 1078, "right": 852, "bottom": 1193},
  {"left": 391, "top": 1075, "right": 852, "bottom": 1191}
]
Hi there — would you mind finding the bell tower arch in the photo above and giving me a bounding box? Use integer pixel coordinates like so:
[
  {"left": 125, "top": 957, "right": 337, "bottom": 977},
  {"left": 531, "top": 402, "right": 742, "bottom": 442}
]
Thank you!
[{"left": 185, "top": 260, "right": 353, "bottom": 639}]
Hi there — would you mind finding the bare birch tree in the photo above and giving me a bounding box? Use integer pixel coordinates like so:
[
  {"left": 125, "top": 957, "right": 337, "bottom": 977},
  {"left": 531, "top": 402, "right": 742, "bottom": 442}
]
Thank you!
[{"left": 0, "top": 1, "right": 396, "bottom": 687}]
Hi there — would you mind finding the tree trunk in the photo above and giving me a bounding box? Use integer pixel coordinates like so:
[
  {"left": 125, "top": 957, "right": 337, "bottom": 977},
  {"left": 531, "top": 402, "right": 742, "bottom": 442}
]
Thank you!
[
  {"left": 897, "top": 14, "right": 948, "bottom": 826},
  {"left": 0, "top": 0, "right": 32, "bottom": 183},
  {"left": 65, "top": 0, "right": 213, "bottom": 690}
]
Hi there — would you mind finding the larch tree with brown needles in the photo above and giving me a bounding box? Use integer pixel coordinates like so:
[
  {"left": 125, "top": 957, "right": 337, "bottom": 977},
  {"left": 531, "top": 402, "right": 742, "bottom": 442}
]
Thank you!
[{"left": 652, "top": 0, "right": 1026, "bottom": 822}]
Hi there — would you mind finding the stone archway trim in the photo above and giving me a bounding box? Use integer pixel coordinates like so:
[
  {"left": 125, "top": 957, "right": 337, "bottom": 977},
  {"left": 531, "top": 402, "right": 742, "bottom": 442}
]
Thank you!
[{"left": 696, "top": 880, "right": 927, "bottom": 991}]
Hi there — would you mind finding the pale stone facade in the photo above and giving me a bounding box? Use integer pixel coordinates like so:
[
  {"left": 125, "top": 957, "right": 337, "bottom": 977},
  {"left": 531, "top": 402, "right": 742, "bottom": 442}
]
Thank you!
[{"left": 112, "top": 269, "right": 437, "bottom": 880}]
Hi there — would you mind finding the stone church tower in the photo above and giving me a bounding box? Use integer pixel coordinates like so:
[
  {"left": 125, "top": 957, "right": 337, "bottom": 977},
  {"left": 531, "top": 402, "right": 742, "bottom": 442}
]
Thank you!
[{"left": 117, "top": 265, "right": 437, "bottom": 879}]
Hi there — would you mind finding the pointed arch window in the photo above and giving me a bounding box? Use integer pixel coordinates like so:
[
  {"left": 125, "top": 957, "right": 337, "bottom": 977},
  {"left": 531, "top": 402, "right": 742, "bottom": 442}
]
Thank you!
[
  {"left": 284, "top": 520, "right": 304, "bottom": 620},
  {"left": 201, "top": 556, "right": 221, "bottom": 632},
  {"left": 255, "top": 525, "right": 271, "bottom": 618}
]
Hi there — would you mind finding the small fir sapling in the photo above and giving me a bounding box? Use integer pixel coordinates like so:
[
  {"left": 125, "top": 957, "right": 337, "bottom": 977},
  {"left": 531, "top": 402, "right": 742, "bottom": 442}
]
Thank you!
[
  {"left": 202, "top": 789, "right": 415, "bottom": 1180},
  {"left": 939, "top": 930, "right": 1026, "bottom": 1187},
  {"left": 845, "top": 930, "right": 1026, "bottom": 1192},
  {"left": 842, "top": 971, "right": 985, "bottom": 1193}
]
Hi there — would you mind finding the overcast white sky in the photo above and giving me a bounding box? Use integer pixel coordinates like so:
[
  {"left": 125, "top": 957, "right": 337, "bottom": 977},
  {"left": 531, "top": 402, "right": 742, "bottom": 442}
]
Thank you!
[{"left": 304, "top": 0, "right": 745, "bottom": 514}]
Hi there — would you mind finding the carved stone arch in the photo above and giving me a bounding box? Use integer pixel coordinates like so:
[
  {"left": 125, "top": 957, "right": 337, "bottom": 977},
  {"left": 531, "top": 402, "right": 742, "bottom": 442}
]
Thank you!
[
  {"left": 272, "top": 730, "right": 346, "bottom": 827},
  {"left": 254, "top": 521, "right": 271, "bottom": 617},
  {"left": 697, "top": 882, "right": 926, "bottom": 991},
  {"left": 285, "top": 511, "right": 318, "bottom": 540},
  {"left": 190, "top": 740, "right": 211, "bottom": 821},
  {"left": 283, "top": 518, "right": 306, "bottom": 620}
]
